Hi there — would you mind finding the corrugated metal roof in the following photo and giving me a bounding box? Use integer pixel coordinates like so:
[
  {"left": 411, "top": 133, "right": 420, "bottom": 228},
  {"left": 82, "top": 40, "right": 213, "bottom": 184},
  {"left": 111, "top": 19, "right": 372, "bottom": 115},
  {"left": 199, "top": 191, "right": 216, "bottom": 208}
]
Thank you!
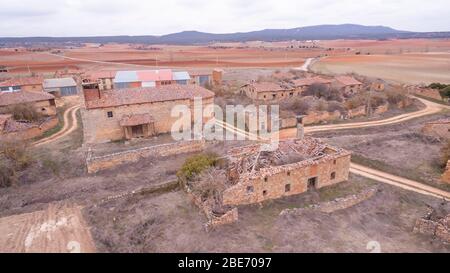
[
  {"left": 43, "top": 78, "right": 77, "bottom": 89},
  {"left": 173, "top": 71, "right": 191, "bottom": 81},
  {"left": 137, "top": 69, "right": 173, "bottom": 81},
  {"left": 114, "top": 71, "right": 139, "bottom": 83}
]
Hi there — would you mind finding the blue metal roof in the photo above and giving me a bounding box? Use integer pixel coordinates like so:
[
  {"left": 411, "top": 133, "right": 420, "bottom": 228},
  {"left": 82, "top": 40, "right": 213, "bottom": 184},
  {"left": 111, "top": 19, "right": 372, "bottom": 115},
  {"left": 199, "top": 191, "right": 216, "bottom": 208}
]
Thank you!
[
  {"left": 173, "top": 71, "right": 191, "bottom": 81},
  {"left": 114, "top": 71, "right": 139, "bottom": 83}
]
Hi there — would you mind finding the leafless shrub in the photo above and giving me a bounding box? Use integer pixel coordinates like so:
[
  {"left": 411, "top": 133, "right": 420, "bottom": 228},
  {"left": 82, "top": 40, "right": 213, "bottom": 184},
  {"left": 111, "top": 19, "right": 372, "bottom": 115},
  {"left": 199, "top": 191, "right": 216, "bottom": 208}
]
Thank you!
[
  {"left": 7, "top": 103, "right": 42, "bottom": 122},
  {"left": 386, "top": 90, "right": 407, "bottom": 105},
  {"left": 189, "top": 168, "right": 228, "bottom": 213},
  {"left": 0, "top": 140, "right": 33, "bottom": 170},
  {"left": 0, "top": 161, "right": 17, "bottom": 188}
]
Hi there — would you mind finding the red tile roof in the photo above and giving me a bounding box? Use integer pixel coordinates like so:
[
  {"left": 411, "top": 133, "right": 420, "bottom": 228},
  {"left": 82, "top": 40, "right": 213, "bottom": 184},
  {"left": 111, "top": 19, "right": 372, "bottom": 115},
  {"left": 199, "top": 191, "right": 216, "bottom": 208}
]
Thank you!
[
  {"left": 0, "top": 77, "right": 44, "bottom": 87},
  {"left": 0, "top": 91, "right": 55, "bottom": 107},
  {"left": 335, "top": 76, "right": 362, "bottom": 86},
  {"left": 292, "top": 76, "right": 333, "bottom": 87},
  {"left": 249, "top": 82, "right": 292, "bottom": 93},
  {"left": 120, "top": 113, "right": 155, "bottom": 127},
  {"left": 85, "top": 85, "right": 214, "bottom": 109}
]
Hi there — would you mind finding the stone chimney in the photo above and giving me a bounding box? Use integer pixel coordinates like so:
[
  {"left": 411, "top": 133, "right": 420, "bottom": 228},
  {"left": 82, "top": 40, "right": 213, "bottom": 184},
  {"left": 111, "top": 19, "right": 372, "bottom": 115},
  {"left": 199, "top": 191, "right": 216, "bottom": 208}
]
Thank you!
[{"left": 296, "top": 115, "right": 305, "bottom": 139}]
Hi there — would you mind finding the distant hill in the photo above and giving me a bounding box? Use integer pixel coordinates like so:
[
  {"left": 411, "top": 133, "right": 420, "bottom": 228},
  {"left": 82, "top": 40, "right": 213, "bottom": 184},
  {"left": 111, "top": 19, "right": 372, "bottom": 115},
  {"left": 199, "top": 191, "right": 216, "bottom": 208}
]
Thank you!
[{"left": 1, "top": 24, "right": 449, "bottom": 45}]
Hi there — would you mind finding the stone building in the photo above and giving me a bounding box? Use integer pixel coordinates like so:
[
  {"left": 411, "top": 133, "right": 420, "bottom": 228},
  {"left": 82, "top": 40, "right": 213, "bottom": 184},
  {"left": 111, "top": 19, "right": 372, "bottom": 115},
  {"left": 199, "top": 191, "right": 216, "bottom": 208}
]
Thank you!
[
  {"left": 421, "top": 119, "right": 450, "bottom": 140},
  {"left": 82, "top": 71, "right": 116, "bottom": 91},
  {"left": 221, "top": 138, "right": 352, "bottom": 206},
  {"left": 292, "top": 76, "right": 333, "bottom": 93},
  {"left": 0, "top": 77, "right": 44, "bottom": 93},
  {"left": 335, "top": 76, "right": 363, "bottom": 96},
  {"left": 240, "top": 82, "right": 294, "bottom": 101},
  {"left": 81, "top": 85, "right": 215, "bottom": 144},
  {"left": 0, "top": 91, "right": 56, "bottom": 116}
]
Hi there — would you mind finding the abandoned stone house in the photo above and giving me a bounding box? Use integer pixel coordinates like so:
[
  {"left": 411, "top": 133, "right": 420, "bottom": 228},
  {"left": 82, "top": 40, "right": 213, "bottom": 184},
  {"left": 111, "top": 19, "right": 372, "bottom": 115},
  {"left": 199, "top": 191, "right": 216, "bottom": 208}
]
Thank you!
[
  {"left": 334, "top": 76, "right": 363, "bottom": 95},
  {"left": 221, "top": 138, "right": 352, "bottom": 206},
  {"left": 291, "top": 76, "right": 333, "bottom": 93},
  {"left": 0, "top": 77, "right": 44, "bottom": 93},
  {"left": 82, "top": 71, "right": 116, "bottom": 91},
  {"left": 240, "top": 82, "right": 295, "bottom": 101},
  {"left": 0, "top": 91, "right": 57, "bottom": 116},
  {"left": 421, "top": 119, "right": 450, "bottom": 140},
  {"left": 81, "top": 85, "right": 215, "bottom": 144}
]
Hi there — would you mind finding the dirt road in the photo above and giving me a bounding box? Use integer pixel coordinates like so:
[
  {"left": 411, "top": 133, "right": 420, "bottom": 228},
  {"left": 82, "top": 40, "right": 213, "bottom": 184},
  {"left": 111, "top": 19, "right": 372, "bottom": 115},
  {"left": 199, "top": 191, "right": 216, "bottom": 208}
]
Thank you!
[
  {"left": 0, "top": 203, "right": 96, "bottom": 253},
  {"left": 216, "top": 97, "right": 450, "bottom": 200},
  {"left": 32, "top": 104, "right": 80, "bottom": 147}
]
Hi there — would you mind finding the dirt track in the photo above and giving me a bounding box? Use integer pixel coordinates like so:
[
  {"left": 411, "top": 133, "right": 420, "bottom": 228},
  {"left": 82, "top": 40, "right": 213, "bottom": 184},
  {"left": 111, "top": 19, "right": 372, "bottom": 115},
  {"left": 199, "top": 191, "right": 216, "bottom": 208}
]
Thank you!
[
  {"left": 33, "top": 104, "right": 80, "bottom": 147},
  {"left": 0, "top": 203, "right": 96, "bottom": 253}
]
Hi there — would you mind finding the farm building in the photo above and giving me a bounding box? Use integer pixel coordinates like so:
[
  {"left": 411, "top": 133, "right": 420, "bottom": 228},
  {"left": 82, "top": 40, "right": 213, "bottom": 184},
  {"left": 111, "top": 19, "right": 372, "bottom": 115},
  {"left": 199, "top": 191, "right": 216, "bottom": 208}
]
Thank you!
[
  {"left": 0, "top": 77, "right": 44, "bottom": 93},
  {"left": 189, "top": 70, "right": 213, "bottom": 87},
  {"left": 292, "top": 76, "right": 333, "bottom": 93},
  {"left": 0, "top": 91, "right": 56, "bottom": 116},
  {"left": 173, "top": 71, "right": 191, "bottom": 85},
  {"left": 81, "top": 85, "right": 214, "bottom": 144},
  {"left": 222, "top": 138, "right": 352, "bottom": 206},
  {"left": 82, "top": 71, "right": 116, "bottom": 91},
  {"left": 43, "top": 77, "right": 78, "bottom": 97},
  {"left": 335, "top": 76, "right": 363, "bottom": 95},
  {"left": 240, "top": 82, "right": 294, "bottom": 101}
]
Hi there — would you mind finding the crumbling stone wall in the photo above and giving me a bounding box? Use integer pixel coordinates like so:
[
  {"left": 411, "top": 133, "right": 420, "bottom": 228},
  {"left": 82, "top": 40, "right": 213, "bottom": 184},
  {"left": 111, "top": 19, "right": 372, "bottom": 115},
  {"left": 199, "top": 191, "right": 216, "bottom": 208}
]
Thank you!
[
  {"left": 414, "top": 209, "right": 450, "bottom": 244},
  {"left": 0, "top": 116, "right": 58, "bottom": 141},
  {"left": 303, "top": 110, "right": 341, "bottom": 125},
  {"left": 442, "top": 161, "right": 450, "bottom": 184},
  {"left": 280, "top": 187, "right": 378, "bottom": 215},
  {"left": 422, "top": 121, "right": 450, "bottom": 140},
  {"left": 222, "top": 153, "right": 351, "bottom": 206},
  {"left": 86, "top": 140, "right": 206, "bottom": 173}
]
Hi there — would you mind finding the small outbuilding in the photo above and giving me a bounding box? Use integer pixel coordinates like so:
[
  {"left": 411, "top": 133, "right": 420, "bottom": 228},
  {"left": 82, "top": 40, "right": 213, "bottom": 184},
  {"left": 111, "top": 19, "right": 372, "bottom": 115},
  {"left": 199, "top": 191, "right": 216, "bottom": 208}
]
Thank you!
[{"left": 43, "top": 78, "right": 78, "bottom": 97}]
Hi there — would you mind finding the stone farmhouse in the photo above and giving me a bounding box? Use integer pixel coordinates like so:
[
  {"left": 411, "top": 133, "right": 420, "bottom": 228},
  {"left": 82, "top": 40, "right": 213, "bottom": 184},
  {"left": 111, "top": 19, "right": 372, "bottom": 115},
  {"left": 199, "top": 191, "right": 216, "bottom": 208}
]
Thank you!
[
  {"left": 0, "top": 77, "right": 44, "bottom": 93},
  {"left": 334, "top": 76, "right": 363, "bottom": 95},
  {"left": 291, "top": 76, "right": 333, "bottom": 93},
  {"left": 0, "top": 91, "right": 56, "bottom": 116},
  {"left": 81, "top": 85, "right": 215, "bottom": 144},
  {"left": 221, "top": 138, "right": 352, "bottom": 206},
  {"left": 240, "top": 82, "right": 294, "bottom": 101}
]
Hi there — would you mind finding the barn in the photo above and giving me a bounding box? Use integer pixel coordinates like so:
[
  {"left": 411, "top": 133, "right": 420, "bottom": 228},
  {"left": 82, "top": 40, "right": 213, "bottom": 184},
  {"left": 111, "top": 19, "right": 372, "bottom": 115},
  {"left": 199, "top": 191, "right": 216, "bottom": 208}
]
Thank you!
[{"left": 43, "top": 78, "right": 78, "bottom": 97}]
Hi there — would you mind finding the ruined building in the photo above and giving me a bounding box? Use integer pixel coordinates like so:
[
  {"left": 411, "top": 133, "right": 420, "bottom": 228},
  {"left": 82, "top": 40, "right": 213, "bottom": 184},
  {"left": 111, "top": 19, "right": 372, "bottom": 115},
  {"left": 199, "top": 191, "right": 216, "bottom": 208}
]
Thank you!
[{"left": 221, "top": 138, "right": 352, "bottom": 206}]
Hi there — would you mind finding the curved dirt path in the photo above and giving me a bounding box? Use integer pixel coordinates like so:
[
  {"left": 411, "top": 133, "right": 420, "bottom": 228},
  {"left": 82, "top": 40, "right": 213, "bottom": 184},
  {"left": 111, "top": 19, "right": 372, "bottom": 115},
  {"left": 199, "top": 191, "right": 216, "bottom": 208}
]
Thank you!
[
  {"left": 217, "top": 97, "right": 450, "bottom": 199},
  {"left": 32, "top": 104, "right": 80, "bottom": 147}
]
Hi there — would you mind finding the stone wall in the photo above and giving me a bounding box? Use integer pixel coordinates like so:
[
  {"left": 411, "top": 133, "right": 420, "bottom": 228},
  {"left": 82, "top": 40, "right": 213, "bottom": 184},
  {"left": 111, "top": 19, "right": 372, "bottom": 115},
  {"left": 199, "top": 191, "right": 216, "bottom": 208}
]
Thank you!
[
  {"left": 303, "top": 110, "right": 341, "bottom": 125},
  {"left": 347, "top": 105, "right": 367, "bottom": 118},
  {"left": 413, "top": 209, "right": 450, "bottom": 244},
  {"left": 86, "top": 140, "right": 206, "bottom": 173},
  {"left": 422, "top": 123, "right": 450, "bottom": 140},
  {"left": 442, "top": 161, "right": 450, "bottom": 184},
  {"left": 412, "top": 87, "right": 443, "bottom": 101},
  {"left": 373, "top": 103, "right": 389, "bottom": 115},
  {"left": 82, "top": 97, "right": 214, "bottom": 144},
  {"left": 280, "top": 187, "right": 378, "bottom": 215},
  {"left": 222, "top": 153, "right": 352, "bottom": 207},
  {"left": 0, "top": 116, "right": 59, "bottom": 141}
]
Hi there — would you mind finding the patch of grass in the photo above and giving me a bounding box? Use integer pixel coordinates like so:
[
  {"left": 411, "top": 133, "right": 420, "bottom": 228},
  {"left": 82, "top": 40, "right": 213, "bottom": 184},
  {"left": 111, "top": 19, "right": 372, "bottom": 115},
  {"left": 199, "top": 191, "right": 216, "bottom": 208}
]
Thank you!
[
  {"left": 41, "top": 157, "right": 60, "bottom": 176},
  {"left": 351, "top": 154, "right": 450, "bottom": 192}
]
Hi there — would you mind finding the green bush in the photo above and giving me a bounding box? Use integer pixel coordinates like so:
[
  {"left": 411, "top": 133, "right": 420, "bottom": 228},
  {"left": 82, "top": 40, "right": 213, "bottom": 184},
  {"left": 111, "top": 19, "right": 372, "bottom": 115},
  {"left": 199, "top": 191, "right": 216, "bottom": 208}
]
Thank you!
[
  {"left": 177, "top": 153, "right": 218, "bottom": 182},
  {"left": 429, "top": 83, "right": 449, "bottom": 90},
  {"left": 439, "top": 86, "right": 450, "bottom": 100}
]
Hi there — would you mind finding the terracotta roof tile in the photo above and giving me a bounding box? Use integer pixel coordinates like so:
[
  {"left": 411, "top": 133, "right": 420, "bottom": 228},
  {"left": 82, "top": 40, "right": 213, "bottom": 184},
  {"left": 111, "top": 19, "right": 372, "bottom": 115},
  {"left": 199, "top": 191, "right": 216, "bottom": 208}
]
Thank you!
[
  {"left": 85, "top": 85, "right": 214, "bottom": 109},
  {"left": 120, "top": 113, "right": 155, "bottom": 127},
  {"left": 249, "top": 82, "right": 292, "bottom": 93},
  {"left": 335, "top": 76, "right": 362, "bottom": 86},
  {"left": 0, "top": 91, "right": 55, "bottom": 107},
  {"left": 0, "top": 77, "right": 44, "bottom": 87},
  {"left": 292, "top": 76, "right": 333, "bottom": 87}
]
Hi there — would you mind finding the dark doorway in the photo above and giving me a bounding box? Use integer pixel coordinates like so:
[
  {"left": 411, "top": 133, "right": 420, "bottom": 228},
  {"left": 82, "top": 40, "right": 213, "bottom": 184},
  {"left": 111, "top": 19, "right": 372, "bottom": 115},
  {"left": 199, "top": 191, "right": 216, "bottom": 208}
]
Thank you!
[
  {"left": 131, "top": 125, "right": 144, "bottom": 138},
  {"left": 308, "top": 177, "right": 317, "bottom": 191}
]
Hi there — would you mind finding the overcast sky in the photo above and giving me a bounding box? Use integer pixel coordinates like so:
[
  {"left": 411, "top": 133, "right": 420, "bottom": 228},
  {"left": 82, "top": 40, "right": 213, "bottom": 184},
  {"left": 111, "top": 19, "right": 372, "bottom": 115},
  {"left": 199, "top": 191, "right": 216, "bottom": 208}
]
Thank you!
[{"left": 0, "top": 0, "right": 449, "bottom": 37}]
